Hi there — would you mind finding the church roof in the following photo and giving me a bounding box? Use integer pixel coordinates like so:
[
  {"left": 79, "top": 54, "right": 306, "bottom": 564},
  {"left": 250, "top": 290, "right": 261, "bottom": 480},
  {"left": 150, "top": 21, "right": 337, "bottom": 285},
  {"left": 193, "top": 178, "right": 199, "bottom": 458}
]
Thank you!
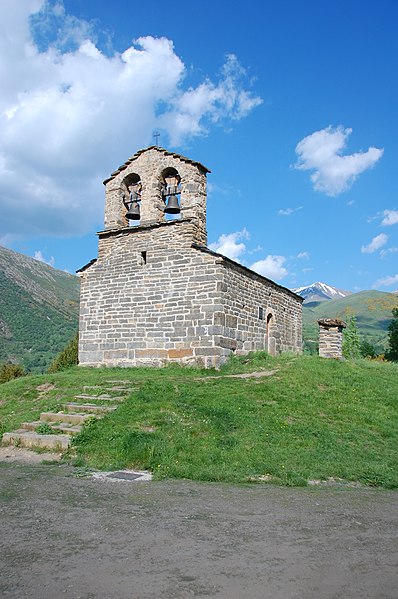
[{"left": 103, "top": 146, "right": 211, "bottom": 184}]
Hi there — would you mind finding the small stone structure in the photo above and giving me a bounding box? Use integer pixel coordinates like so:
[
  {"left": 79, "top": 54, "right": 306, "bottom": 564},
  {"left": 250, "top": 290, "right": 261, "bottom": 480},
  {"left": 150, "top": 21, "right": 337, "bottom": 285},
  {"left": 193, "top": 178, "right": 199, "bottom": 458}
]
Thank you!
[
  {"left": 318, "top": 318, "right": 347, "bottom": 359},
  {"left": 78, "top": 146, "right": 303, "bottom": 368}
]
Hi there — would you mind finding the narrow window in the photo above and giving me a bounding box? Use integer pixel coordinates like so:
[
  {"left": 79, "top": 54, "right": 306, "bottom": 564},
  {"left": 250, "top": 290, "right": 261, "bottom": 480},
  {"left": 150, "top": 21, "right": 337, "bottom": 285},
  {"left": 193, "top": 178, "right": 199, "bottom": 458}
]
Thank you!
[
  {"left": 258, "top": 307, "right": 264, "bottom": 320},
  {"left": 141, "top": 251, "right": 147, "bottom": 265}
]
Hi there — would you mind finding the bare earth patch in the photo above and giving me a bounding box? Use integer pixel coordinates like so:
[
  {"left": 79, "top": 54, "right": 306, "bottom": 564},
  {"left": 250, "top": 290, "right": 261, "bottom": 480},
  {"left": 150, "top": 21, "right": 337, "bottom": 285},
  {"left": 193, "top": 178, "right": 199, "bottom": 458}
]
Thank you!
[
  {"left": 36, "top": 382, "right": 56, "bottom": 398},
  {"left": 199, "top": 369, "right": 279, "bottom": 380}
]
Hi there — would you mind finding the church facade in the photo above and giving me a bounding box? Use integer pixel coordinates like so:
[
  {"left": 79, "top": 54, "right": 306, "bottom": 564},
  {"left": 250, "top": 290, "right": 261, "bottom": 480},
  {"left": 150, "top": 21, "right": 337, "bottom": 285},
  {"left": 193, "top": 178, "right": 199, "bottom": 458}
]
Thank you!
[{"left": 78, "top": 147, "right": 302, "bottom": 368}]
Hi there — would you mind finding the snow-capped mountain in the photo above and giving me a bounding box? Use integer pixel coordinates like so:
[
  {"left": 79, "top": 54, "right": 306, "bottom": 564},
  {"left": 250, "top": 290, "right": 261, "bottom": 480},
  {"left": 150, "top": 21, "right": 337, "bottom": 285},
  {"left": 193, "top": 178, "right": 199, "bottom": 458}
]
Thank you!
[{"left": 292, "top": 282, "right": 352, "bottom": 303}]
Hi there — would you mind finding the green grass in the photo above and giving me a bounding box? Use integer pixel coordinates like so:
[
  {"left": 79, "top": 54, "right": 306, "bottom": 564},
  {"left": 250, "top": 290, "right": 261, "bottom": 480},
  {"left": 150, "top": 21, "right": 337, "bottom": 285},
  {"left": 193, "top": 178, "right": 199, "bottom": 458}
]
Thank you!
[{"left": 0, "top": 354, "right": 397, "bottom": 488}]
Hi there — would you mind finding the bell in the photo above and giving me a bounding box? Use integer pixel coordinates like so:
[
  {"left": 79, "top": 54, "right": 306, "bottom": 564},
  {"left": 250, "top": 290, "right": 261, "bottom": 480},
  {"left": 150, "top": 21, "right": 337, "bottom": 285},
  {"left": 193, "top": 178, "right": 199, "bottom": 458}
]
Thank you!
[
  {"left": 164, "top": 195, "right": 180, "bottom": 214},
  {"left": 125, "top": 201, "right": 140, "bottom": 220}
]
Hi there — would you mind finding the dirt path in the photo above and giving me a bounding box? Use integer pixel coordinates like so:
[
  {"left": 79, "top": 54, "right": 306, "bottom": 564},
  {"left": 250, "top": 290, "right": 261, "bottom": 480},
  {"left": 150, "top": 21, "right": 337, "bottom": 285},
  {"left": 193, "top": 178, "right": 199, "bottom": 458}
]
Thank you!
[
  {"left": 0, "top": 461, "right": 397, "bottom": 598},
  {"left": 194, "top": 369, "right": 279, "bottom": 381}
]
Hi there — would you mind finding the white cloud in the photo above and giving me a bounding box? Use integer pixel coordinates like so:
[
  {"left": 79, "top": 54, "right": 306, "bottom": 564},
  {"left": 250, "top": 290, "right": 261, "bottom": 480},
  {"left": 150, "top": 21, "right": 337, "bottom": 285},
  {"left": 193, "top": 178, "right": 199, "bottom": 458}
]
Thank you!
[
  {"left": 160, "top": 54, "right": 263, "bottom": 145},
  {"left": 210, "top": 229, "right": 289, "bottom": 281},
  {"left": 373, "top": 273, "right": 398, "bottom": 289},
  {"left": 380, "top": 247, "right": 398, "bottom": 258},
  {"left": 297, "top": 251, "right": 309, "bottom": 260},
  {"left": 381, "top": 210, "right": 398, "bottom": 226},
  {"left": 250, "top": 255, "right": 288, "bottom": 281},
  {"left": 278, "top": 206, "right": 303, "bottom": 216},
  {"left": 294, "top": 126, "right": 383, "bottom": 196},
  {"left": 209, "top": 229, "right": 249, "bottom": 261},
  {"left": 34, "top": 249, "right": 55, "bottom": 266},
  {"left": 361, "top": 233, "right": 388, "bottom": 254},
  {"left": 0, "top": 1, "right": 262, "bottom": 241}
]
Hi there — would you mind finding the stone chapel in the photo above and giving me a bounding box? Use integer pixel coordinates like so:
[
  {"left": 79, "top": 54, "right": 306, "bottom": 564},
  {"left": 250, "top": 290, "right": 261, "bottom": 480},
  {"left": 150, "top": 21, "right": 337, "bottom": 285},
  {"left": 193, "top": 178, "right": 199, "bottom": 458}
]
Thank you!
[{"left": 77, "top": 146, "right": 303, "bottom": 368}]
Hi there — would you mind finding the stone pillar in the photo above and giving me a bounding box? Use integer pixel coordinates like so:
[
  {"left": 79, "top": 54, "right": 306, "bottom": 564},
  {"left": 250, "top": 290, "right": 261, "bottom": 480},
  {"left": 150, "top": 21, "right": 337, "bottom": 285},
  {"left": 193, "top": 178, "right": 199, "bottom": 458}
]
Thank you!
[{"left": 318, "top": 318, "right": 346, "bottom": 359}]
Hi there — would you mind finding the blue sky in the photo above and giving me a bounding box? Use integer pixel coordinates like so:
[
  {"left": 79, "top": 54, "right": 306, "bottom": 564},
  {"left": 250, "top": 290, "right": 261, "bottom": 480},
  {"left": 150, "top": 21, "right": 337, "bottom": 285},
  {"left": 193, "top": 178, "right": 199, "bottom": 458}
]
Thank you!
[{"left": 1, "top": 0, "right": 397, "bottom": 292}]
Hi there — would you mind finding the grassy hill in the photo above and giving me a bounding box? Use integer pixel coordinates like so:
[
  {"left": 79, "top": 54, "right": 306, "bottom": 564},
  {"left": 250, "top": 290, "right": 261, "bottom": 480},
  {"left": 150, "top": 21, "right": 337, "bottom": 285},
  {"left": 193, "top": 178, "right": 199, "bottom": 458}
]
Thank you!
[
  {"left": 1, "top": 353, "right": 397, "bottom": 488},
  {"left": 303, "top": 290, "right": 397, "bottom": 353},
  {"left": 0, "top": 246, "right": 80, "bottom": 372}
]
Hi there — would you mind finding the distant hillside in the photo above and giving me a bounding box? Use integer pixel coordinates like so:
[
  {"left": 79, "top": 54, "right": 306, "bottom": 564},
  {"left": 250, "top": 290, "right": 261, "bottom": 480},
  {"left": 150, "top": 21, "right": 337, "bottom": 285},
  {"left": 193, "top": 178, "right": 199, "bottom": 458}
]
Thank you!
[
  {"left": 303, "top": 290, "right": 398, "bottom": 353},
  {"left": 0, "top": 246, "right": 80, "bottom": 372}
]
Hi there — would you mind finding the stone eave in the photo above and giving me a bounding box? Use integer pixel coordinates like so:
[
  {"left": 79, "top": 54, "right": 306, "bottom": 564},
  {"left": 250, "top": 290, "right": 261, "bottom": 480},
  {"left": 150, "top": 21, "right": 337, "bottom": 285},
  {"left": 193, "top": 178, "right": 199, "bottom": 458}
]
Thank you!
[
  {"left": 96, "top": 218, "right": 195, "bottom": 239},
  {"left": 103, "top": 146, "right": 211, "bottom": 185},
  {"left": 76, "top": 258, "right": 97, "bottom": 274},
  {"left": 192, "top": 244, "right": 304, "bottom": 303}
]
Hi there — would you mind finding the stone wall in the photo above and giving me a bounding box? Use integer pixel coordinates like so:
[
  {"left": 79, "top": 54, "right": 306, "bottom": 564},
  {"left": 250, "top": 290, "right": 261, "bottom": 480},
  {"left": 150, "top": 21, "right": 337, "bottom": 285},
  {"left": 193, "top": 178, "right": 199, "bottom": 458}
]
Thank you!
[
  {"left": 79, "top": 221, "right": 223, "bottom": 368},
  {"left": 318, "top": 318, "right": 346, "bottom": 359},
  {"left": 208, "top": 253, "right": 302, "bottom": 356}
]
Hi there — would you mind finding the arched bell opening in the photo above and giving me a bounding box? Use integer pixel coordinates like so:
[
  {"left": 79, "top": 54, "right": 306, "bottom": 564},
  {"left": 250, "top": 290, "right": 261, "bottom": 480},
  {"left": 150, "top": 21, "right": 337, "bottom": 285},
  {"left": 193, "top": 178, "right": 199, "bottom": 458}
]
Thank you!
[
  {"left": 266, "top": 312, "right": 276, "bottom": 356},
  {"left": 161, "top": 167, "right": 182, "bottom": 221},
  {"left": 122, "top": 173, "right": 142, "bottom": 226}
]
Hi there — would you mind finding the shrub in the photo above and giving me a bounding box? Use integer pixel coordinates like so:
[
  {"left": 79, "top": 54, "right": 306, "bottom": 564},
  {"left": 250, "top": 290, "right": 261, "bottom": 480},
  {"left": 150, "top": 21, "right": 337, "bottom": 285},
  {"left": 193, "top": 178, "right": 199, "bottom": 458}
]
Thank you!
[
  {"left": 0, "top": 363, "right": 26, "bottom": 384},
  {"left": 343, "top": 316, "right": 361, "bottom": 359},
  {"left": 360, "top": 339, "right": 377, "bottom": 359},
  {"left": 48, "top": 332, "right": 78, "bottom": 373}
]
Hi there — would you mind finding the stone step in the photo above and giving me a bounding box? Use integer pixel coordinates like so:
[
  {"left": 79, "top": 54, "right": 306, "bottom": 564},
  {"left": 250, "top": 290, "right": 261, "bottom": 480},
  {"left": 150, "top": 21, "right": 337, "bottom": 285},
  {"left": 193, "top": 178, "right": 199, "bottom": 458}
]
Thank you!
[
  {"left": 83, "top": 385, "right": 129, "bottom": 392},
  {"left": 64, "top": 403, "right": 117, "bottom": 414},
  {"left": 21, "top": 421, "right": 82, "bottom": 435},
  {"left": 2, "top": 431, "right": 71, "bottom": 450},
  {"left": 49, "top": 423, "right": 82, "bottom": 435},
  {"left": 40, "top": 411, "right": 94, "bottom": 425},
  {"left": 74, "top": 394, "right": 125, "bottom": 402}
]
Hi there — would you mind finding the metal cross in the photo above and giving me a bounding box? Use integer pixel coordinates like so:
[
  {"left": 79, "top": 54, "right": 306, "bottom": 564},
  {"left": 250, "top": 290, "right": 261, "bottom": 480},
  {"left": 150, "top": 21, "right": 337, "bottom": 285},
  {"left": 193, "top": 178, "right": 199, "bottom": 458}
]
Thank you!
[{"left": 153, "top": 131, "right": 160, "bottom": 146}]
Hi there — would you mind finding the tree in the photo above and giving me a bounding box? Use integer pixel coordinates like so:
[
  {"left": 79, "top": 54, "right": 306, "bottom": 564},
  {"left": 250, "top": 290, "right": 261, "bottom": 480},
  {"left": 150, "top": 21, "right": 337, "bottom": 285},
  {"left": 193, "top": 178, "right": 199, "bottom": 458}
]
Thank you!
[
  {"left": 343, "top": 316, "right": 361, "bottom": 359},
  {"left": 360, "top": 339, "right": 377, "bottom": 359},
  {"left": 0, "top": 363, "right": 26, "bottom": 384},
  {"left": 47, "top": 332, "right": 79, "bottom": 373},
  {"left": 386, "top": 307, "right": 398, "bottom": 362}
]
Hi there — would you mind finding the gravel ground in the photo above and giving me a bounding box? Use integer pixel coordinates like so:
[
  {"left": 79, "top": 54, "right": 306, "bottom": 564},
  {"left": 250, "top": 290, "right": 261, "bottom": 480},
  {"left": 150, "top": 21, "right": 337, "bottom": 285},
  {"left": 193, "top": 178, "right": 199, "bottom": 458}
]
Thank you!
[{"left": 0, "top": 460, "right": 397, "bottom": 599}]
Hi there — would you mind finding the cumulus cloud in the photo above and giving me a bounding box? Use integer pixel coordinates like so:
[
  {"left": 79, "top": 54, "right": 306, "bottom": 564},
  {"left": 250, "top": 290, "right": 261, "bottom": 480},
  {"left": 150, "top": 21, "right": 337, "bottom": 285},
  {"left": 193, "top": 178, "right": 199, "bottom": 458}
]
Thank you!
[
  {"left": 278, "top": 206, "right": 303, "bottom": 216},
  {"left": 361, "top": 233, "right": 388, "bottom": 254},
  {"left": 250, "top": 255, "right": 288, "bottom": 281},
  {"left": 0, "top": 0, "right": 262, "bottom": 241},
  {"left": 373, "top": 273, "right": 398, "bottom": 289},
  {"left": 209, "top": 229, "right": 249, "bottom": 261},
  {"left": 294, "top": 126, "right": 383, "bottom": 196},
  {"left": 381, "top": 210, "right": 398, "bottom": 226},
  {"left": 297, "top": 251, "right": 309, "bottom": 259},
  {"left": 34, "top": 249, "right": 55, "bottom": 266}
]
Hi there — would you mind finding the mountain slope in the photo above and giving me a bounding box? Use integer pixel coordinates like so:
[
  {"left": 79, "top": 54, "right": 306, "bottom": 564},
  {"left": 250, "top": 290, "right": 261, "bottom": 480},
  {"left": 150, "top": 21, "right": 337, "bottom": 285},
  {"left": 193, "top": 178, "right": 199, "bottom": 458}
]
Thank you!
[
  {"left": 303, "top": 290, "right": 398, "bottom": 352},
  {"left": 293, "top": 282, "right": 352, "bottom": 303},
  {"left": 0, "top": 246, "right": 80, "bottom": 372}
]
